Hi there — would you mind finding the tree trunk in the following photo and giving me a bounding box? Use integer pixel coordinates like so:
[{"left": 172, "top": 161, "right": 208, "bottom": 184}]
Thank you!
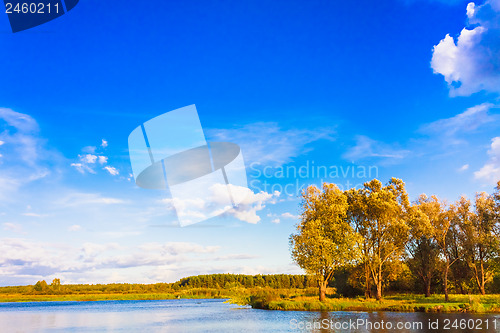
[
  {"left": 375, "top": 282, "right": 382, "bottom": 301},
  {"left": 364, "top": 262, "right": 371, "bottom": 299},
  {"left": 480, "top": 261, "right": 486, "bottom": 295},
  {"left": 319, "top": 282, "right": 327, "bottom": 302},
  {"left": 444, "top": 263, "right": 449, "bottom": 302},
  {"left": 375, "top": 266, "right": 382, "bottom": 301},
  {"left": 425, "top": 278, "right": 431, "bottom": 298}
]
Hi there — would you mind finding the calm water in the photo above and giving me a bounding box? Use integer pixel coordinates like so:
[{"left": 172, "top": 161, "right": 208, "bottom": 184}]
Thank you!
[{"left": 0, "top": 299, "right": 499, "bottom": 332}]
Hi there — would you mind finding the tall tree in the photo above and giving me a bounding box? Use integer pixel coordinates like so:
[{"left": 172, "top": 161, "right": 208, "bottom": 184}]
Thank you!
[
  {"left": 407, "top": 195, "right": 440, "bottom": 297},
  {"left": 290, "top": 184, "right": 361, "bottom": 301},
  {"left": 430, "top": 198, "right": 457, "bottom": 302},
  {"left": 348, "top": 178, "right": 410, "bottom": 300},
  {"left": 345, "top": 188, "right": 372, "bottom": 298},
  {"left": 460, "top": 193, "right": 499, "bottom": 295}
]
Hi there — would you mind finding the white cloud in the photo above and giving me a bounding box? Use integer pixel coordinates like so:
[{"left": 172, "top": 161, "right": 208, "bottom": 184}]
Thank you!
[
  {"left": 474, "top": 137, "right": 500, "bottom": 184},
  {"left": 71, "top": 142, "right": 113, "bottom": 175},
  {"left": 98, "top": 156, "right": 108, "bottom": 164},
  {"left": 68, "top": 225, "right": 82, "bottom": 232},
  {"left": 271, "top": 218, "right": 280, "bottom": 224},
  {"left": 160, "top": 186, "right": 280, "bottom": 224},
  {"left": 103, "top": 166, "right": 119, "bottom": 176},
  {"left": 70, "top": 162, "right": 95, "bottom": 174},
  {"left": 0, "top": 238, "right": 226, "bottom": 285},
  {"left": 281, "top": 212, "right": 299, "bottom": 219},
  {"left": 0, "top": 108, "right": 38, "bottom": 132},
  {"left": 3, "top": 223, "right": 23, "bottom": 233},
  {"left": 207, "top": 122, "right": 335, "bottom": 166},
  {"left": 343, "top": 135, "right": 409, "bottom": 161},
  {"left": 431, "top": 0, "right": 500, "bottom": 96},
  {"left": 458, "top": 164, "right": 470, "bottom": 172},
  {"left": 81, "top": 154, "right": 97, "bottom": 164},
  {"left": 22, "top": 212, "right": 46, "bottom": 217},
  {"left": 225, "top": 188, "right": 280, "bottom": 224}
]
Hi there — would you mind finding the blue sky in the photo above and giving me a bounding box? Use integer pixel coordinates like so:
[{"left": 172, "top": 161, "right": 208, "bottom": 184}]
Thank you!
[{"left": 0, "top": 0, "right": 499, "bottom": 286}]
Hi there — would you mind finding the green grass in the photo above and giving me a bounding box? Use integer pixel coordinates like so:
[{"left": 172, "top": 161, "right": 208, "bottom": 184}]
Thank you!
[
  {"left": 0, "top": 288, "right": 233, "bottom": 303},
  {"left": 230, "top": 292, "right": 500, "bottom": 313}
]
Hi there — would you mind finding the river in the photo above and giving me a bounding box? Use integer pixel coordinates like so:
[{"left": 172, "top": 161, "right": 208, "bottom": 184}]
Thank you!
[{"left": 1, "top": 298, "right": 499, "bottom": 332}]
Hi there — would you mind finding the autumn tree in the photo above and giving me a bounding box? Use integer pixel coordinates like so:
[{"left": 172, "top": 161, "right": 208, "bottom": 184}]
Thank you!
[
  {"left": 459, "top": 193, "right": 499, "bottom": 295},
  {"left": 407, "top": 195, "right": 441, "bottom": 297},
  {"left": 348, "top": 178, "right": 410, "bottom": 300},
  {"left": 290, "top": 183, "right": 361, "bottom": 301}
]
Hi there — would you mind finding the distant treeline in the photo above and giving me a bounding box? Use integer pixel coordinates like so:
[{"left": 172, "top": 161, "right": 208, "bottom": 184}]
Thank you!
[
  {"left": 0, "top": 274, "right": 316, "bottom": 295},
  {"left": 174, "top": 274, "right": 316, "bottom": 289}
]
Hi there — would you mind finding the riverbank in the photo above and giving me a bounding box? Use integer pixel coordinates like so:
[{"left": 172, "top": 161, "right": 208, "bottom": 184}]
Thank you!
[
  {"left": 3, "top": 284, "right": 500, "bottom": 314},
  {"left": 0, "top": 293, "right": 226, "bottom": 303},
  {"left": 231, "top": 293, "right": 500, "bottom": 313}
]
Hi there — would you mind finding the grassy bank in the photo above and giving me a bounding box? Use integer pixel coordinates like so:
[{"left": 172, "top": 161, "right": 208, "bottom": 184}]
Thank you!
[
  {"left": 3, "top": 283, "right": 500, "bottom": 314},
  {"left": 0, "top": 287, "right": 311, "bottom": 303},
  {"left": 231, "top": 292, "right": 500, "bottom": 313},
  {"left": 0, "top": 288, "right": 235, "bottom": 303}
]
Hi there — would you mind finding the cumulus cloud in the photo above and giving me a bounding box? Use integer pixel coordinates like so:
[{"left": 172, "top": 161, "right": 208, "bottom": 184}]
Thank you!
[
  {"left": 103, "top": 166, "right": 119, "bottom": 176},
  {"left": 431, "top": 0, "right": 500, "bottom": 96},
  {"left": 474, "top": 136, "right": 500, "bottom": 184},
  {"left": 161, "top": 185, "right": 280, "bottom": 225},
  {"left": 222, "top": 187, "right": 280, "bottom": 224},
  {"left": 458, "top": 164, "right": 470, "bottom": 172},
  {"left": 71, "top": 140, "right": 118, "bottom": 176},
  {"left": 207, "top": 122, "right": 335, "bottom": 166},
  {"left": 342, "top": 135, "right": 409, "bottom": 161},
  {"left": 98, "top": 156, "right": 108, "bottom": 164}
]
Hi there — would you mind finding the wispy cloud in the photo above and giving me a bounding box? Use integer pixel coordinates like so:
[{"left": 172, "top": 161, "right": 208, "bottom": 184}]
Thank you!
[
  {"left": 3, "top": 223, "right": 24, "bottom": 234},
  {"left": 419, "top": 103, "right": 499, "bottom": 144},
  {"left": 207, "top": 122, "right": 335, "bottom": 166},
  {"left": 342, "top": 135, "right": 409, "bottom": 162},
  {"left": 56, "top": 192, "right": 127, "bottom": 207},
  {"left": 0, "top": 108, "right": 55, "bottom": 200}
]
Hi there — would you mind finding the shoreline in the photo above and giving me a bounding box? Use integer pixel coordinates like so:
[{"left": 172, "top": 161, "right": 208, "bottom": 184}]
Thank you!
[
  {"left": 230, "top": 294, "right": 500, "bottom": 314},
  {"left": 2, "top": 293, "right": 500, "bottom": 314}
]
